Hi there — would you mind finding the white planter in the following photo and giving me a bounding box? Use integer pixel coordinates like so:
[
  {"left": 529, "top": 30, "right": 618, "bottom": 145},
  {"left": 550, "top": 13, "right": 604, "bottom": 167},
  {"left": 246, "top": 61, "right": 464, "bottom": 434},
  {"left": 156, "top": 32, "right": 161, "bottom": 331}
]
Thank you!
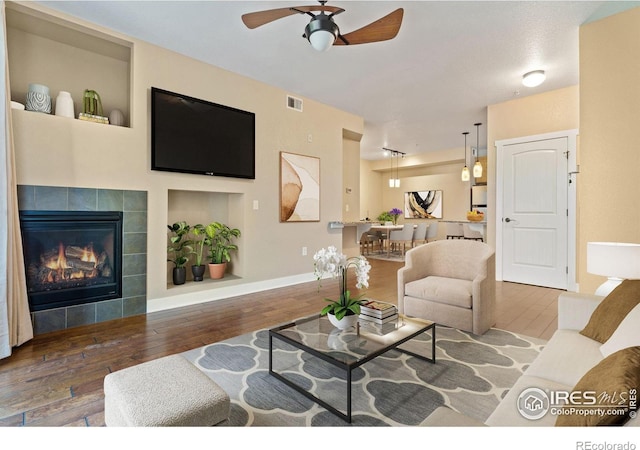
[{"left": 327, "top": 312, "right": 358, "bottom": 330}]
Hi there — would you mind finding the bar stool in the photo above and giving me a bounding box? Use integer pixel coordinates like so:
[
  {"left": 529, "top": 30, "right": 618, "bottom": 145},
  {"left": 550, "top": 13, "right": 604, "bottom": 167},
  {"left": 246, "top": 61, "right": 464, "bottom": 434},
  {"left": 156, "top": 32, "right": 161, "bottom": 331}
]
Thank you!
[
  {"left": 446, "top": 222, "right": 464, "bottom": 239},
  {"left": 463, "top": 223, "right": 484, "bottom": 241}
]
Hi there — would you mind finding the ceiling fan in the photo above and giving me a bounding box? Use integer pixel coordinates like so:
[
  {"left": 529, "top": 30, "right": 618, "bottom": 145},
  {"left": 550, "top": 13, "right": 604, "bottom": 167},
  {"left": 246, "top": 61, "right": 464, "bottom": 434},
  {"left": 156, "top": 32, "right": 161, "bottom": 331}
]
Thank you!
[{"left": 241, "top": 1, "right": 404, "bottom": 52}]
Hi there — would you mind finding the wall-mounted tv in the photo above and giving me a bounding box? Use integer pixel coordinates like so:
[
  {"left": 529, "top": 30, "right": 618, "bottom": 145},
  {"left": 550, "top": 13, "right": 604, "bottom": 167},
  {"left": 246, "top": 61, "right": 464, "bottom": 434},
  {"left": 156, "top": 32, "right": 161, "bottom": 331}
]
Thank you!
[{"left": 151, "top": 87, "right": 255, "bottom": 179}]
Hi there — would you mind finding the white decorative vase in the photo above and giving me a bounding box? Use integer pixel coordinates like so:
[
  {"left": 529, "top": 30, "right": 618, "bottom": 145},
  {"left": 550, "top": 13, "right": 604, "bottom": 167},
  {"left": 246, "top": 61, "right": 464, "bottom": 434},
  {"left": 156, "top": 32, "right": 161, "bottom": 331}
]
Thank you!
[
  {"left": 109, "top": 109, "right": 125, "bottom": 126},
  {"left": 55, "top": 91, "right": 75, "bottom": 118},
  {"left": 327, "top": 312, "right": 358, "bottom": 330}
]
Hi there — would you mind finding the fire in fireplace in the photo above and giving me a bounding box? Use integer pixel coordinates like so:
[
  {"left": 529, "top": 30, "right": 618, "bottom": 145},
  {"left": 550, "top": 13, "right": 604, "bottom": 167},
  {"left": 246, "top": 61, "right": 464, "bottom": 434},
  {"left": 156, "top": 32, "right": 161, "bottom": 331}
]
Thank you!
[{"left": 19, "top": 211, "right": 123, "bottom": 312}]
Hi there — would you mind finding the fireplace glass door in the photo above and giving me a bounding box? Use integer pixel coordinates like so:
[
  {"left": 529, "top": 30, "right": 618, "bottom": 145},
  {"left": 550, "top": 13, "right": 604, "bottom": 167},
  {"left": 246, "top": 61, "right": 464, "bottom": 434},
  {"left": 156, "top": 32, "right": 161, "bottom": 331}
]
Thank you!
[{"left": 19, "top": 211, "right": 123, "bottom": 312}]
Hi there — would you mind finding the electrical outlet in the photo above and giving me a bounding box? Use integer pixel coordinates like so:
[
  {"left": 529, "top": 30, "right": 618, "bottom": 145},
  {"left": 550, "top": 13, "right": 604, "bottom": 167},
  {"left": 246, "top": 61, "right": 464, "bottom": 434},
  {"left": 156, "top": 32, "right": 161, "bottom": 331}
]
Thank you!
[
  {"left": 302, "top": 246, "right": 307, "bottom": 256},
  {"left": 307, "top": 133, "right": 313, "bottom": 143},
  {"left": 253, "top": 200, "right": 259, "bottom": 210}
]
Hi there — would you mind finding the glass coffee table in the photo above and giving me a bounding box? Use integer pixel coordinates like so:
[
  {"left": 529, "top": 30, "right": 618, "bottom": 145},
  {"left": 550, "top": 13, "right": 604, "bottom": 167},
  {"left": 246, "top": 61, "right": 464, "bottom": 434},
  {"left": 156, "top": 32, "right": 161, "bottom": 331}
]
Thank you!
[{"left": 268, "top": 314, "right": 436, "bottom": 423}]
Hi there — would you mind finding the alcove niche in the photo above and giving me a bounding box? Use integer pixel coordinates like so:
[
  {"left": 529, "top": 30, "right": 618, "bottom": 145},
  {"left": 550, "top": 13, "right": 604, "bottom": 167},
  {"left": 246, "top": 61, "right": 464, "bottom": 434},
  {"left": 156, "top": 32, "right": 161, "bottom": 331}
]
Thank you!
[{"left": 166, "top": 189, "right": 244, "bottom": 289}]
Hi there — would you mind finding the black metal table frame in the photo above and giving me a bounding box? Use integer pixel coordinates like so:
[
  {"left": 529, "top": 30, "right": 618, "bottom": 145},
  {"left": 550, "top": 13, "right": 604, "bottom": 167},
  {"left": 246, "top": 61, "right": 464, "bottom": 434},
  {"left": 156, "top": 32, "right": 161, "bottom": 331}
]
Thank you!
[{"left": 268, "top": 319, "right": 436, "bottom": 423}]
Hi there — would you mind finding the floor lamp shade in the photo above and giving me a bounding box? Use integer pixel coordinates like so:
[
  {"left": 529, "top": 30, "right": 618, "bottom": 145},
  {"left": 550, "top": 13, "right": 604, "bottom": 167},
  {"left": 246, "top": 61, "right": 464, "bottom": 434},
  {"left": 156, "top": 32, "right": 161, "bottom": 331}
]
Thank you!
[{"left": 587, "top": 242, "right": 640, "bottom": 296}]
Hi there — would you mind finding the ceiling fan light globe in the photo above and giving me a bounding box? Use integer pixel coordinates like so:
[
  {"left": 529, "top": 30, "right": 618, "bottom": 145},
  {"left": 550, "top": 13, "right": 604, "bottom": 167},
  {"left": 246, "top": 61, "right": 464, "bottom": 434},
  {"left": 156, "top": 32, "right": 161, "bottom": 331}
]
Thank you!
[
  {"left": 309, "top": 30, "right": 336, "bottom": 51},
  {"left": 304, "top": 15, "right": 339, "bottom": 52}
]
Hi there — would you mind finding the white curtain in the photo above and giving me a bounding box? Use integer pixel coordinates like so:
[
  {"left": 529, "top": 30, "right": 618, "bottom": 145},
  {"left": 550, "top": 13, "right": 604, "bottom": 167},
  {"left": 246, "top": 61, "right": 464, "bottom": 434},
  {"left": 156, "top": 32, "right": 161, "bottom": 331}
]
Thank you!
[{"left": 1, "top": 1, "right": 33, "bottom": 359}]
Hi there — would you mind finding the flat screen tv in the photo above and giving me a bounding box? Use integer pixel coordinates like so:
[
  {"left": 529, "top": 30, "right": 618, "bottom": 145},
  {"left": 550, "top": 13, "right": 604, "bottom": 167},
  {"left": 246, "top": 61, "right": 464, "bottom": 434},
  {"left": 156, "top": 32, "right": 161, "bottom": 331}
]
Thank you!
[{"left": 151, "top": 87, "right": 255, "bottom": 179}]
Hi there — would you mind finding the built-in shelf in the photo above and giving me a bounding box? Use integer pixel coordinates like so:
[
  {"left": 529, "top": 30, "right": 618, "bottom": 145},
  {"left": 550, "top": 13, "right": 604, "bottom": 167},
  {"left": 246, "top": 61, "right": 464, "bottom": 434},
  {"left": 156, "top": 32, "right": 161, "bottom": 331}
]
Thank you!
[{"left": 6, "top": 3, "right": 132, "bottom": 127}]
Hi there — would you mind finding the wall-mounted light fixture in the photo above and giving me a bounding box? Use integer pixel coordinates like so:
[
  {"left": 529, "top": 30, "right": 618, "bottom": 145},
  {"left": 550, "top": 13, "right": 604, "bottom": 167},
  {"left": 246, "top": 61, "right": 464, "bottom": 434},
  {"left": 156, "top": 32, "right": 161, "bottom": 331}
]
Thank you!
[
  {"left": 383, "top": 147, "right": 405, "bottom": 188},
  {"left": 522, "top": 70, "right": 546, "bottom": 87},
  {"left": 461, "top": 132, "right": 470, "bottom": 182},
  {"left": 473, "top": 122, "right": 483, "bottom": 178}
]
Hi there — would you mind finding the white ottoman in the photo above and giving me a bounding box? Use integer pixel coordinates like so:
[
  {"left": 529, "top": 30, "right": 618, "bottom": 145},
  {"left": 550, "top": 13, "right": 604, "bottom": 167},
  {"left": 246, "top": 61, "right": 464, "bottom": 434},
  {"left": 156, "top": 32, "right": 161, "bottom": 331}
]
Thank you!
[{"left": 104, "top": 354, "right": 229, "bottom": 426}]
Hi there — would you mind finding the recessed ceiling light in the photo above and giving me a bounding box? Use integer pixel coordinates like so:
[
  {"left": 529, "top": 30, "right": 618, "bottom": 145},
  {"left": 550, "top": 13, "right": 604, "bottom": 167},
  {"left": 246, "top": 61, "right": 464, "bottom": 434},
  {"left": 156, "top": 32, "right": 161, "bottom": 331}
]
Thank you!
[{"left": 522, "top": 70, "right": 546, "bottom": 87}]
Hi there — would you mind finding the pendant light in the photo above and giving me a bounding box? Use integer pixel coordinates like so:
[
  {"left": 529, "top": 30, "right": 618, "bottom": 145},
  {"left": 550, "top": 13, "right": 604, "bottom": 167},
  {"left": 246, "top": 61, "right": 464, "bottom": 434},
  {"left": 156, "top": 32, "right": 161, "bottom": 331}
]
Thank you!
[
  {"left": 388, "top": 149, "right": 395, "bottom": 188},
  {"left": 394, "top": 152, "right": 401, "bottom": 188},
  {"left": 385, "top": 147, "right": 396, "bottom": 188},
  {"left": 461, "top": 132, "right": 470, "bottom": 182},
  {"left": 383, "top": 147, "right": 404, "bottom": 188},
  {"left": 473, "top": 122, "right": 483, "bottom": 178}
]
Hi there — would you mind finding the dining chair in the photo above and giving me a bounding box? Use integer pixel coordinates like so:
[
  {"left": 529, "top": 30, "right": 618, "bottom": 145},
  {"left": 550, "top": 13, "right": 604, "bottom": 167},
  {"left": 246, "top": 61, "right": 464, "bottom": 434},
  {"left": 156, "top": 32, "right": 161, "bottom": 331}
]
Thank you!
[
  {"left": 411, "top": 223, "right": 429, "bottom": 247},
  {"left": 388, "top": 224, "right": 414, "bottom": 257},
  {"left": 425, "top": 222, "right": 438, "bottom": 242}
]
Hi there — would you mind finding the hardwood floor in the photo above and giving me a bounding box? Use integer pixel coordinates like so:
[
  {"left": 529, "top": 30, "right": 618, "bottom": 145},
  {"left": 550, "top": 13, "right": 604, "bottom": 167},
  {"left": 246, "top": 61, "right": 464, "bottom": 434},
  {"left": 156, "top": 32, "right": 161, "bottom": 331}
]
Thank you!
[{"left": 0, "top": 258, "right": 563, "bottom": 427}]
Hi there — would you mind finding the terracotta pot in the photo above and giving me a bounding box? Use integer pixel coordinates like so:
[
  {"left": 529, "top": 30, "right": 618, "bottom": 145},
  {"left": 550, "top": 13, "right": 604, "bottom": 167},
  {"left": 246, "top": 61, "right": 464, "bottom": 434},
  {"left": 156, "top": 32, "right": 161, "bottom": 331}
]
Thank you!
[{"left": 208, "top": 262, "right": 227, "bottom": 279}]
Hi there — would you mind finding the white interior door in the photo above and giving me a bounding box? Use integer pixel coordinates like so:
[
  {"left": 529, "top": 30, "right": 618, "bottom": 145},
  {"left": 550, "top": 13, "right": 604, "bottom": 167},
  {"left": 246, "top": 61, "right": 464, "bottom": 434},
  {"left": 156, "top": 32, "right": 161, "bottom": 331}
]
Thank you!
[{"left": 500, "top": 137, "right": 568, "bottom": 289}]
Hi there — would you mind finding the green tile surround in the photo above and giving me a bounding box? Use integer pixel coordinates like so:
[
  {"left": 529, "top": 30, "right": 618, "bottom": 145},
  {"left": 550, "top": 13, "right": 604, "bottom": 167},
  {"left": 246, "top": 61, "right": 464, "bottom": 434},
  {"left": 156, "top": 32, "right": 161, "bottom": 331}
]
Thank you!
[{"left": 18, "top": 185, "right": 148, "bottom": 335}]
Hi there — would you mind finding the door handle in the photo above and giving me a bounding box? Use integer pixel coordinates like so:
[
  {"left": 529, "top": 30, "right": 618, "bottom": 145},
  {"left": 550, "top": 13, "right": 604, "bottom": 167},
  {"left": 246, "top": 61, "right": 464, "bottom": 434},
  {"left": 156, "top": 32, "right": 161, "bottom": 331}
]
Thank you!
[{"left": 504, "top": 218, "right": 512, "bottom": 223}]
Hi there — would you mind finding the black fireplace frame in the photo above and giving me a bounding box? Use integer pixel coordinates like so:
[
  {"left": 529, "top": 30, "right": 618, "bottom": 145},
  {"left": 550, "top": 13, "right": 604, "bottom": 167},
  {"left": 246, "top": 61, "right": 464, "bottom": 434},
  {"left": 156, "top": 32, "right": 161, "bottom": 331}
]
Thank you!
[{"left": 19, "top": 210, "right": 123, "bottom": 312}]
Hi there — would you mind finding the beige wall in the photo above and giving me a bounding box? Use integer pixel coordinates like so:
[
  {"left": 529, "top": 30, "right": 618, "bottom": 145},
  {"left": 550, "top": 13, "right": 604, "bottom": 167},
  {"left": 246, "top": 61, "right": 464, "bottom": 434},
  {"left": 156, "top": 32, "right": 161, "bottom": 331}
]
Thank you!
[
  {"left": 342, "top": 136, "right": 361, "bottom": 223},
  {"left": 579, "top": 7, "right": 640, "bottom": 293},
  {"left": 359, "top": 159, "right": 382, "bottom": 221},
  {"left": 8, "top": 3, "right": 364, "bottom": 311},
  {"left": 486, "top": 86, "right": 580, "bottom": 251}
]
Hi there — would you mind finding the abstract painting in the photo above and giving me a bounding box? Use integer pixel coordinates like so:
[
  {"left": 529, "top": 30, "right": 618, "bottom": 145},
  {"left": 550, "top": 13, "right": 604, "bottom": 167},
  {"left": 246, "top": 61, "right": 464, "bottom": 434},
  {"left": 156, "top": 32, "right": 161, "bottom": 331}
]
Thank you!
[
  {"left": 280, "top": 152, "right": 320, "bottom": 222},
  {"left": 404, "top": 190, "right": 443, "bottom": 219}
]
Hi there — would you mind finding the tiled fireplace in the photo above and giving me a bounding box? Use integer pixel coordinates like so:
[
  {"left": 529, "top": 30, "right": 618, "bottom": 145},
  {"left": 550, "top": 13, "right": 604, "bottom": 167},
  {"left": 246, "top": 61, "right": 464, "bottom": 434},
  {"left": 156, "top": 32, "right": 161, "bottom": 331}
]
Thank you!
[{"left": 18, "top": 185, "right": 147, "bottom": 335}]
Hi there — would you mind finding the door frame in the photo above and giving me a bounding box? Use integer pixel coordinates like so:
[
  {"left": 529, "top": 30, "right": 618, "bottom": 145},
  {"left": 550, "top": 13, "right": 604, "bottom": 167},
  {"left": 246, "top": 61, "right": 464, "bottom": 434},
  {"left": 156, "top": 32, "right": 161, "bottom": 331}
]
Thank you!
[{"left": 495, "top": 129, "right": 578, "bottom": 292}]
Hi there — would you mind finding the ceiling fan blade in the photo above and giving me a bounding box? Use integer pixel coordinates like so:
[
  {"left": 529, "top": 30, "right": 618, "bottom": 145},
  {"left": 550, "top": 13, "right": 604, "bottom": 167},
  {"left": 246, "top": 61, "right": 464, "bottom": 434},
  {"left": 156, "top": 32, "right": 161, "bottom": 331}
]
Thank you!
[
  {"left": 242, "top": 5, "right": 345, "bottom": 29},
  {"left": 334, "top": 8, "right": 404, "bottom": 45}
]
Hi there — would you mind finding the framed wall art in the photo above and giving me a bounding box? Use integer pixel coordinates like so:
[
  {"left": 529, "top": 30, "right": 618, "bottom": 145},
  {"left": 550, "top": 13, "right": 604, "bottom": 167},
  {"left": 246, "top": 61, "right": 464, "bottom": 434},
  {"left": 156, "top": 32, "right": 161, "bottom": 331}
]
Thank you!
[
  {"left": 280, "top": 151, "right": 320, "bottom": 222},
  {"left": 404, "top": 190, "right": 443, "bottom": 219}
]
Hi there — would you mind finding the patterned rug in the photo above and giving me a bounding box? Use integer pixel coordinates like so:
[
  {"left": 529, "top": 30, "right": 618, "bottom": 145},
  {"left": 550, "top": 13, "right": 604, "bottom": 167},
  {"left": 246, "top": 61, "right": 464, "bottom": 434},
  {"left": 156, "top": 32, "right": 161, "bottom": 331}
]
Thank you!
[
  {"left": 363, "top": 252, "right": 405, "bottom": 262},
  {"left": 181, "top": 324, "right": 545, "bottom": 426}
]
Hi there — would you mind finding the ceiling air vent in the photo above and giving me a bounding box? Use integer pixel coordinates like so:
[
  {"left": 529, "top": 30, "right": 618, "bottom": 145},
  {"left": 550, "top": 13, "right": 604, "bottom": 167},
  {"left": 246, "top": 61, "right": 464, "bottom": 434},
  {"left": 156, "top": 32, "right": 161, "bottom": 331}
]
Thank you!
[{"left": 286, "top": 95, "right": 303, "bottom": 112}]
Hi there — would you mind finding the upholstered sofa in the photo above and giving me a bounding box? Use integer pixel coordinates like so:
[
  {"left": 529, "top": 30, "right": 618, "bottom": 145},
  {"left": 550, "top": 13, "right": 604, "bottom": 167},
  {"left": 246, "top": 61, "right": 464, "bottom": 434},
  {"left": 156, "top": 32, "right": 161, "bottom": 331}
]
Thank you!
[
  {"left": 423, "top": 284, "right": 640, "bottom": 427},
  {"left": 397, "top": 239, "right": 495, "bottom": 335}
]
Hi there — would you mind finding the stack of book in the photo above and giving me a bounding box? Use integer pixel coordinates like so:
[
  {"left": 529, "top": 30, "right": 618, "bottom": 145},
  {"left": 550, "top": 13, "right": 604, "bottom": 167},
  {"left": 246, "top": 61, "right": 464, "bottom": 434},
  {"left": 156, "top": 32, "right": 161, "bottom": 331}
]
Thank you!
[
  {"left": 359, "top": 300, "right": 398, "bottom": 325},
  {"left": 78, "top": 113, "right": 109, "bottom": 124}
]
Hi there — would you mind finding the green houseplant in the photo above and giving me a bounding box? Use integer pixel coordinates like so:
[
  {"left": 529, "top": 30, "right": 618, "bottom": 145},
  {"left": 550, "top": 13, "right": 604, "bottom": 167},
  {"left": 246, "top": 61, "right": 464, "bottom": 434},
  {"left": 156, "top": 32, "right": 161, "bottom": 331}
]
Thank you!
[
  {"left": 204, "top": 221, "right": 241, "bottom": 279},
  {"left": 167, "top": 221, "right": 192, "bottom": 285},
  {"left": 190, "top": 223, "right": 207, "bottom": 281},
  {"left": 377, "top": 211, "right": 393, "bottom": 223}
]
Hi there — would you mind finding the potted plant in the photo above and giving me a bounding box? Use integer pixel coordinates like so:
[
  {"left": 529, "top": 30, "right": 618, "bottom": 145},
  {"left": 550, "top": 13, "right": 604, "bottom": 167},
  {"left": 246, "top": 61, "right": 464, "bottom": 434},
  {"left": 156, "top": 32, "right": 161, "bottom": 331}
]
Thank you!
[
  {"left": 167, "top": 221, "right": 192, "bottom": 285},
  {"left": 204, "top": 221, "right": 241, "bottom": 279},
  {"left": 377, "top": 211, "right": 393, "bottom": 224},
  {"left": 190, "top": 223, "right": 207, "bottom": 281},
  {"left": 313, "top": 246, "right": 371, "bottom": 330}
]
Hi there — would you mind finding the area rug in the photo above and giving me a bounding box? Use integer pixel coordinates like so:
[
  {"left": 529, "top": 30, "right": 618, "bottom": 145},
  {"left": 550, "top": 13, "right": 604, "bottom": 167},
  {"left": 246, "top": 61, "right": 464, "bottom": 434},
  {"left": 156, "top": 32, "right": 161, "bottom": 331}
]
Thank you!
[
  {"left": 363, "top": 252, "right": 405, "bottom": 262},
  {"left": 181, "top": 324, "right": 545, "bottom": 426}
]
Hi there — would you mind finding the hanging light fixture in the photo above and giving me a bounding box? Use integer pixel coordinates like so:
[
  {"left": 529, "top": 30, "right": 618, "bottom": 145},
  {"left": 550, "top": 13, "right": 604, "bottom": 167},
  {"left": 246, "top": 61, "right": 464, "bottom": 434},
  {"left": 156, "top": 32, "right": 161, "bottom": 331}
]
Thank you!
[
  {"left": 387, "top": 148, "right": 395, "bottom": 187},
  {"left": 473, "top": 122, "right": 483, "bottom": 178},
  {"left": 461, "top": 132, "right": 470, "bottom": 181},
  {"left": 383, "top": 148, "right": 404, "bottom": 188}
]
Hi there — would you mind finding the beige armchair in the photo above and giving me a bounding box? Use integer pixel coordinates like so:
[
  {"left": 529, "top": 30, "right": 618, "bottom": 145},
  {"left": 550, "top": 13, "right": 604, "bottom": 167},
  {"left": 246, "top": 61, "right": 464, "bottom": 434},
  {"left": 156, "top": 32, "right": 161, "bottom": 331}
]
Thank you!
[{"left": 397, "top": 239, "right": 495, "bottom": 335}]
